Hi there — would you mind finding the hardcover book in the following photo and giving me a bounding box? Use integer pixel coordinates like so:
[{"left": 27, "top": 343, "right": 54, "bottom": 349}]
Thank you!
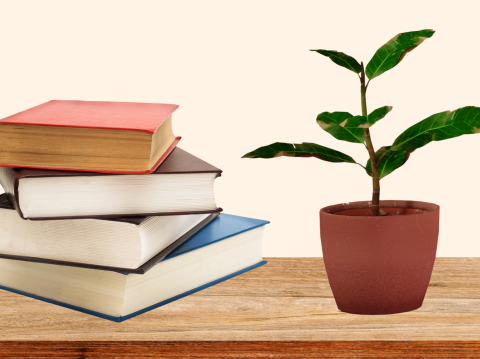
[
  {"left": 0, "top": 193, "right": 219, "bottom": 273},
  {"left": 0, "top": 100, "right": 181, "bottom": 174},
  {"left": 0, "top": 147, "right": 222, "bottom": 220},
  {"left": 0, "top": 214, "right": 269, "bottom": 322}
]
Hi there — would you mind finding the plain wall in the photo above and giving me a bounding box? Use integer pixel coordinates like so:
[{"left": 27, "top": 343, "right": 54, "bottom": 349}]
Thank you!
[{"left": 0, "top": 0, "right": 479, "bottom": 256}]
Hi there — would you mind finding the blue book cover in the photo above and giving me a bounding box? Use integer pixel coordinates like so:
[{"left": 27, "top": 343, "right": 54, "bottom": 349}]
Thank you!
[
  {"left": 164, "top": 213, "right": 269, "bottom": 261},
  {"left": 0, "top": 213, "right": 269, "bottom": 322}
]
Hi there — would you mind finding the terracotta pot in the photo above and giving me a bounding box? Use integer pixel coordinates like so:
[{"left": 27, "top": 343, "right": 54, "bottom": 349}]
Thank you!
[{"left": 320, "top": 200, "right": 439, "bottom": 315}]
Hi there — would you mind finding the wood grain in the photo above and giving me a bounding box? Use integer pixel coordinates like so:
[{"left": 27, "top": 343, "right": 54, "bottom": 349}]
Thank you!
[
  {"left": 0, "top": 341, "right": 480, "bottom": 358},
  {"left": 0, "top": 258, "right": 479, "bottom": 341}
]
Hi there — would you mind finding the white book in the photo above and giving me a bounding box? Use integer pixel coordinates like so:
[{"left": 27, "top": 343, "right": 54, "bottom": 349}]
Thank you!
[
  {"left": 0, "top": 193, "right": 218, "bottom": 273},
  {"left": 0, "top": 147, "right": 222, "bottom": 219},
  {"left": 0, "top": 214, "right": 269, "bottom": 321}
]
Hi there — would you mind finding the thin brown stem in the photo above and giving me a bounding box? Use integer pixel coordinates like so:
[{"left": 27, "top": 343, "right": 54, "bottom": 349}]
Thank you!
[
  {"left": 360, "top": 62, "right": 380, "bottom": 216},
  {"left": 365, "top": 79, "right": 370, "bottom": 92},
  {"left": 358, "top": 163, "right": 373, "bottom": 176}
]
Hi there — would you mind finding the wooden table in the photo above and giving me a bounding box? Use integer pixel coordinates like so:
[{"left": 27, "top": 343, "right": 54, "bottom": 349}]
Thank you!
[{"left": 0, "top": 258, "right": 479, "bottom": 357}]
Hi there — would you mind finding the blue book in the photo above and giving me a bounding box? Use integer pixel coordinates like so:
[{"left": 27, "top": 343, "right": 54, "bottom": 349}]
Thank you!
[{"left": 0, "top": 214, "right": 269, "bottom": 322}]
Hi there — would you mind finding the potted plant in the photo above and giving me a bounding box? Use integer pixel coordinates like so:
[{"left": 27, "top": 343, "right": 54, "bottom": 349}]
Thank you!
[{"left": 242, "top": 29, "right": 480, "bottom": 315}]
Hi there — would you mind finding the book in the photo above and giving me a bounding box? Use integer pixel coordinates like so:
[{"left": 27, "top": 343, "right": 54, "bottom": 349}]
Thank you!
[
  {"left": 0, "top": 193, "right": 219, "bottom": 273},
  {"left": 0, "top": 147, "right": 222, "bottom": 220},
  {"left": 0, "top": 100, "right": 181, "bottom": 174},
  {"left": 0, "top": 214, "right": 269, "bottom": 322}
]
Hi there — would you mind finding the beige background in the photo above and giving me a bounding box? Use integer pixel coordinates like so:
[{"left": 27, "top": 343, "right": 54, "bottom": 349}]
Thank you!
[{"left": 0, "top": 0, "right": 478, "bottom": 257}]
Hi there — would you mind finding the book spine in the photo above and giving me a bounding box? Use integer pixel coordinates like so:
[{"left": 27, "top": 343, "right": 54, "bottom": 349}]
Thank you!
[{"left": 0, "top": 167, "right": 23, "bottom": 218}]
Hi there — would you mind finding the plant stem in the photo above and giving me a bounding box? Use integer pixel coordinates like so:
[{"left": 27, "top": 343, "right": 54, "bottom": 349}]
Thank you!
[{"left": 360, "top": 62, "right": 380, "bottom": 216}]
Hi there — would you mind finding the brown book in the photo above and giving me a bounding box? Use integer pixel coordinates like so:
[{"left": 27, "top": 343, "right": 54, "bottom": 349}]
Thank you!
[
  {"left": 0, "top": 147, "right": 222, "bottom": 220},
  {"left": 0, "top": 100, "right": 181, "bottom": 174}
]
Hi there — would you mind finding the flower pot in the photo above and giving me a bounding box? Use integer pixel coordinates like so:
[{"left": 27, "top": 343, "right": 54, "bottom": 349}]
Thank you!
[{"left": 320, "top": 200, "right": 439, "bottom": 315}]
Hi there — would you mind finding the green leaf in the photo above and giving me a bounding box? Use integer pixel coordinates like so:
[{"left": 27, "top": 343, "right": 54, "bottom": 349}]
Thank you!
[
  {"left": 310, "top": 49, "right": 362, "bottom": 74},
  {"left": 367, "top": 106, "right": 480, "bottom": 179},
  {"left": 390, "top": 106, "right": 480, "bottom": 152},
  {"left": 242, "top": 142, "right": 358, "bottom": 164},
  {"left": 366, "top": 106, "right": 393, "bottom": 126},
  {"left": 316, "top": 106, "right": 392, "bottom": 143},
  {"left": 347, "top": 106, "right": 393, "bottom": 128},
  {"left": 366, "top": 146, "right": 413, "bottom": 179},
  {"left": 316, "top": 111, "right": 364, "bottom": 143},
  {"left": 366, "top": 29, "right": 435, "bottom": 80}
]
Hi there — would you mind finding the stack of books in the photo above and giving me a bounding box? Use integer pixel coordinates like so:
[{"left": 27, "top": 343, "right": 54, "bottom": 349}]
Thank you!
[{"left": 0, "top": 100, "right": 268, "bottom": 322}]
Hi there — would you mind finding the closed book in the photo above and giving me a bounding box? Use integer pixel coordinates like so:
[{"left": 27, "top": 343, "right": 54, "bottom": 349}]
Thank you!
[
  {"left": 0, "top": 147, "right": 222, "bottom": 220},
  {"left": 0, "top": 193, "right": 219, "bottom": 273},
  {"left": 0, "top": 214, "right": 269, "bottom": 322},
  {"left": 0, "top": 100, "right": 181, "bottom": 174}
]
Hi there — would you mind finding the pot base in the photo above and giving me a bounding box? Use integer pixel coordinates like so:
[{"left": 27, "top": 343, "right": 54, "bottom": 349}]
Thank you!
[
  {"left": 336, "top": 293, "right": 424, "bottom": 315},
  {"left": 339, "top": 304, "right": 423, "bottom": 316}
]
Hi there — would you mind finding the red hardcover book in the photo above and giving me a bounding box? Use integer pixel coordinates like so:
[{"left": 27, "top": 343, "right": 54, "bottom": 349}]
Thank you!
[{"left": 0, "top": 100, "right": 181, "bottom": 174}]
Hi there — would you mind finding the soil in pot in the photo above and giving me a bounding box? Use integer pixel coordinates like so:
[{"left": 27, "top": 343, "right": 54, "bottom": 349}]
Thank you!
[{"left": 320, "top": 200, "right": 440, "bottom": 315}]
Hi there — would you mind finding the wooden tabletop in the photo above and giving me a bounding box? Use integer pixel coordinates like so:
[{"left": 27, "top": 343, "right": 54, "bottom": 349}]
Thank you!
[{"left": 0, "top": 257, "right": 479, "bottom": 341}]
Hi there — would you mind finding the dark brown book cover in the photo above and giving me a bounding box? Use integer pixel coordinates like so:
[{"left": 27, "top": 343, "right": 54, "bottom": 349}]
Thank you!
[
  {"left": 0, "top": 147, "right": 222, "bottom": 220},
  {"left": 0, "top": 194, "right": 219, "bottom": 274}
]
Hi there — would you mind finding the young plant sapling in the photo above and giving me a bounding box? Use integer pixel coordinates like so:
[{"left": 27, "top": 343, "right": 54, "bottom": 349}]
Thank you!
[{"left": 242, "top": 29, "right": 480, "bottom": 216}]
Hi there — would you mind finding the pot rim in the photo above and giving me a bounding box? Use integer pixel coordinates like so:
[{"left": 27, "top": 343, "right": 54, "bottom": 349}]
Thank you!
[{"left": 320, "top": 199, "right": 439, "bottom": 217}]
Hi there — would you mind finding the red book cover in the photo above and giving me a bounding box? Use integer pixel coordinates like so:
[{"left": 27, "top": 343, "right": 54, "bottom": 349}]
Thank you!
[{"left": 0, "top": 100, "right": 179, "bottom": 134}]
